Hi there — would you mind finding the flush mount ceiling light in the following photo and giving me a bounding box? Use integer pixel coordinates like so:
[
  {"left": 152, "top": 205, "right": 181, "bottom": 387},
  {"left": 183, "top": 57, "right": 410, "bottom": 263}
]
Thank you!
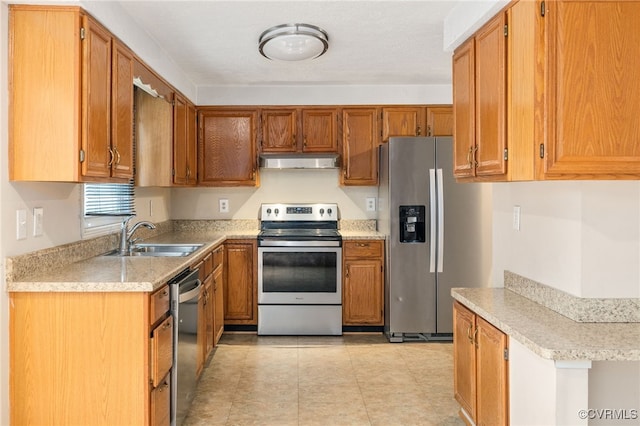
[{"left": 259, "top": 23, "right": 329, "bottom": 61}]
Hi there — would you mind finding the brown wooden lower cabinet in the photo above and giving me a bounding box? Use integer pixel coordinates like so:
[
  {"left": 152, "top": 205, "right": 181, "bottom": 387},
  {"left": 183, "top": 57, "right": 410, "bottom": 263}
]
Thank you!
[
  {"left": 224, "top": 239, "right": 257, "bottom": 324},
  {"left": 342, "top": 240, "right": 384, "bottom": 325},
  {"left": 9, "top": 287, "right": 173, "bottom": 425},
  {"left": 453, "top": 300, "right": 509, "bottom": 426}
]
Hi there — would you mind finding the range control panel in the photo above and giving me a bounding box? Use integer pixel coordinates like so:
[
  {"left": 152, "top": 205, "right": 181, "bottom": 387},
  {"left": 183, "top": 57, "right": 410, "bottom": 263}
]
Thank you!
[{"left": 260, "top": 203, "right": 338, "bottom": 221}]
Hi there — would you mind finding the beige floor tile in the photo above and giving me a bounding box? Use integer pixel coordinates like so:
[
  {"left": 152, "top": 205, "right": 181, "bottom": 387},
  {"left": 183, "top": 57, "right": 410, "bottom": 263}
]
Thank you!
[
  {"left": 185, "top": 334, "right": 462, "bottom": 426},
  {"left": 225, "top": 400, "right": 299, "bottom": 426},
  {"left": 299, "top": 400, "right": 370, "bottom": 426}
]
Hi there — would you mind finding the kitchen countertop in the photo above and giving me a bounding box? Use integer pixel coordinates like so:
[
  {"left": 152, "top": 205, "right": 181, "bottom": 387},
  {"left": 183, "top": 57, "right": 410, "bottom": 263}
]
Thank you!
[
  {"left": 6, "top": 227, "right": 383, "bottom": 294},
  {"left": 452, "top": 287, "right": 640, "bottom": 361},
  {"left": 6, "top": 230, "right": 257, "bottom": 293}
]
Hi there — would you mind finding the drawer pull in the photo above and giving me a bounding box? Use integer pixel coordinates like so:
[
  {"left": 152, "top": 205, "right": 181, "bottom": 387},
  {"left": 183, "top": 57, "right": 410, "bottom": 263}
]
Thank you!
[
  {"left": 357, "top": 243, "right": 369, "bottom": 247},
  {"left": 162, "top": 321, "right": 172, "bottom": 330}
]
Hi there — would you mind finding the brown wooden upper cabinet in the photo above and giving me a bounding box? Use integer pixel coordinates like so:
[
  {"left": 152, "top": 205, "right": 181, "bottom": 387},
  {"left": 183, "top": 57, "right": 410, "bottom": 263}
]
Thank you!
[
  {"left": 198, "top": 108, "right": 259, "bottom": 186},
  {"left": 173, "top": 94, "right": 197, "bottom": 186},
  {"left": 453, "top": 0, "right": 640, "bottom": 182},
  {"left": 261, "top": 107, "right": 338, "bottom": 153},
  {"left": 382, "top": 107, "right": 425, "bottom": 143},
  {"left": 426, "top": 106, "right": 453, "bottom": 137},
  {"left": 9, "top": 5, "right": 134, "bottom": 182},
  {"left": 341, "top": 108, "right": 380, "bottom": 186},
  {"left": 453, "top": 12, "right": 507, "bottom": 181}
]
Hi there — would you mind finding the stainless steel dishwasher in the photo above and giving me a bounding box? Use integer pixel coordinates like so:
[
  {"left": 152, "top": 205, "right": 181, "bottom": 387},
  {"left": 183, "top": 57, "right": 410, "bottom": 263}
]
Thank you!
[{"left": 169, "top": 268, "right": 201, "bottom": 426}]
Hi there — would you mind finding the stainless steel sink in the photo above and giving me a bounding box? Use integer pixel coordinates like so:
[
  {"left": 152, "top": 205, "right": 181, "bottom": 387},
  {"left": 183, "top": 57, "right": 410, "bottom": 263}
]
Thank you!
[{"left": 104, "top": 243, "right": 204, "bottom": 257}]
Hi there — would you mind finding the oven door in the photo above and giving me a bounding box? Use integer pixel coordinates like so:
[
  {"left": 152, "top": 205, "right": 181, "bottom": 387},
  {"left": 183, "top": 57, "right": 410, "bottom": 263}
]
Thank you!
[{"left": 258, "top": 246, "right": 342, "bottom": 304}]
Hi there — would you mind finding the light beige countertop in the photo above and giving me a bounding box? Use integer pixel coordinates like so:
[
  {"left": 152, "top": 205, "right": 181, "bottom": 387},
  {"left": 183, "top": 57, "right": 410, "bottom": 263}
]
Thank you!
[
  {"left": 339, "top": 230, "right": 385, "bottom": 239},
  {"left": 452, "top": 287, "right": 640, "bottom": 361},
  {"left": 6, "top": 222, "right": 382, "bottom": 293},
  {"left": 6, "top": 230, "right": 259, "bottom": 293}
]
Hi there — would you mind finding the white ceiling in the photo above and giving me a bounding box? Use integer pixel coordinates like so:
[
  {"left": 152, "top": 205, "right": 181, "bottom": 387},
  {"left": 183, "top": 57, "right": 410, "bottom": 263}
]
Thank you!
[{"left": 117, "top": 0, "right": 461, "bottom": 87}]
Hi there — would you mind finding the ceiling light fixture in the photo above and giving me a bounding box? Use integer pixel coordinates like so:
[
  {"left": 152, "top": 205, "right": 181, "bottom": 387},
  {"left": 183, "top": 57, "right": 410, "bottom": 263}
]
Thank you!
[{"left": 259, "top": 23, "right": 329, "bottom": 61}]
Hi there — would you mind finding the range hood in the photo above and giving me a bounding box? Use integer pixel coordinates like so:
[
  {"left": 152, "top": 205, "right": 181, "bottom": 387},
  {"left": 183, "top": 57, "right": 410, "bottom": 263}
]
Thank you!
[{"left": 259, "top": 153, "right": 340, "bottom": 169}]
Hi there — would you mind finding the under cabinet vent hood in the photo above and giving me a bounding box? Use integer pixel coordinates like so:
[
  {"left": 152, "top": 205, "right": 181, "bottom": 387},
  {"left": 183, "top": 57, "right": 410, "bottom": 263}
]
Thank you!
[{"left": 259, "top": 154, "right": 340, "bottom": 169}]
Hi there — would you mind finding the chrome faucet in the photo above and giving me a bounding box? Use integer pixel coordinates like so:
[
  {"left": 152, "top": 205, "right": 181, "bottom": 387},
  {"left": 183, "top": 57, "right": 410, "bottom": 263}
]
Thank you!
[{"left": 119, "top": 216, "right": 157, "bottom": 255}]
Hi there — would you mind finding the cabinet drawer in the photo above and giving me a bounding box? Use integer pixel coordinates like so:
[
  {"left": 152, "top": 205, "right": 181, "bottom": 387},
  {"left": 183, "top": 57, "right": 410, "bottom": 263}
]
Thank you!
[
  {"left": 150, "top": 373, "right": 171, "bottom": 426},
  {"left": 344, "top": 240, "right": 383, "bottom": 258},
  {"left": 150, "top": 285, "right": 170, "bottom": 325},
  {"left": 150, "top": 316, "right": 173, "bottom": 387},
  {"left": 212, "top": 245, "right": 224, "bottom": 271}
]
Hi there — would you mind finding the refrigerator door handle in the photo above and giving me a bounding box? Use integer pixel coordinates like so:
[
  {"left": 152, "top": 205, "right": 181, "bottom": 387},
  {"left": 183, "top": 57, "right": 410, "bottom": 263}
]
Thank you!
[
  {"left": 429, "top": 168, "right": 437, "bottom": 273},
  {"left": 437, "top": 168, "right": 444, "bottom": 273}
]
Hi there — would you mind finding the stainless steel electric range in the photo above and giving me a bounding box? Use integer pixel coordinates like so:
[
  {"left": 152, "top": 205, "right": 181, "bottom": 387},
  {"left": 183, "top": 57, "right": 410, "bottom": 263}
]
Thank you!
[{"left": 257, "top": 203, "right": 342, "bottom": 335}]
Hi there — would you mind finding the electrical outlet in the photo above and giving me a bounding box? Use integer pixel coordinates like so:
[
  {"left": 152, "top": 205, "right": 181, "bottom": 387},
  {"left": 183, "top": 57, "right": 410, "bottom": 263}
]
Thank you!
[
  {"left": 366, "top": 197, "right": 376, "bottom": 212},
  {"left": 513, "top": 205, "right": 521, "bottom": 231},
  {"left": 33, "top": 207, "right": 44, "bottom": 237},
  {"left": 219, "top": 199, "right": 229, "bottom": 213}
]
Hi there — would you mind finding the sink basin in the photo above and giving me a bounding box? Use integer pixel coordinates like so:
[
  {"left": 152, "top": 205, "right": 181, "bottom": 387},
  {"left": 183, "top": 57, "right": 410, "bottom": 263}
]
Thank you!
[{"left": 104, "top": 243, "right": 204, "bottom": 257}]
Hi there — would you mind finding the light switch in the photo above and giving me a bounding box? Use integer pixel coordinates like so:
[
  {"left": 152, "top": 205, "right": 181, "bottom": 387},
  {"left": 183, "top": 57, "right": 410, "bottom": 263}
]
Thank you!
[
  {"left": 33, "top": 207, "right": 44, "bottom": 237},
  {"left": 17, "top": 209, "right": 27, "bottom": 240}
]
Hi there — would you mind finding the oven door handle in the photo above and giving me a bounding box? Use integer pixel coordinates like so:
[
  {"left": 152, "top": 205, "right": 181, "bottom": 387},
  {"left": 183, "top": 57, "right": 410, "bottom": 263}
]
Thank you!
[{"left": 258, "top": 240, "right": 342, "bottom": 247}]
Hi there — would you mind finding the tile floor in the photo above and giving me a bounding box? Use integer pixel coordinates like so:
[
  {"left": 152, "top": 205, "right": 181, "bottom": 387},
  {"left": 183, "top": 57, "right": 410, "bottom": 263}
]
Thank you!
[{"left": 184, "top": 333, "right": 465, "bottom": 426}]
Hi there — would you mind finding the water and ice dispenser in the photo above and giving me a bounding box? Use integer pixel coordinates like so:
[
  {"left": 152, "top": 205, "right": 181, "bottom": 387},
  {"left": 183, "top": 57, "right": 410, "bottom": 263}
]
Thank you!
[{"left": 399, "top": 205, "right": 426, "bottom": 243}]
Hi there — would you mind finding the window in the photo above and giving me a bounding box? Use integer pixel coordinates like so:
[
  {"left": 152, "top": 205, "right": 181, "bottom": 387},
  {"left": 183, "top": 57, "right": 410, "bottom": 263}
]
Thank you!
[{"left": 82, "top": 180, "right": 135, "bottom": 238}]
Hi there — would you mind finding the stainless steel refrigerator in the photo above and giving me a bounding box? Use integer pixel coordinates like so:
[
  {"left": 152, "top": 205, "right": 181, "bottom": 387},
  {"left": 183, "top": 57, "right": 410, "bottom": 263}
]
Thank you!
[{"left": 378, "top": 137, "right": 491, "bottom": 342}]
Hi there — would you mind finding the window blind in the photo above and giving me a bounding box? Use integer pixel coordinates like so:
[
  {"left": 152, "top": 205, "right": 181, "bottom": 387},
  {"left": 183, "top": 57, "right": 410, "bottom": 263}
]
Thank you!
[
  {"left": 84, "top": 180, "right": 136, "bottom": 216},
  {"left": 82, "top": 180, "right": 136, "bottom": 238}
]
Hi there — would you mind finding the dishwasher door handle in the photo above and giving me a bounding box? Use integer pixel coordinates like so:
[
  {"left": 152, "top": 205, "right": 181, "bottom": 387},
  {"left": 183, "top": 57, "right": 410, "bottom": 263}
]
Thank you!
[{"left": 179, "top": 279, "right": 202, "bottom": 303}]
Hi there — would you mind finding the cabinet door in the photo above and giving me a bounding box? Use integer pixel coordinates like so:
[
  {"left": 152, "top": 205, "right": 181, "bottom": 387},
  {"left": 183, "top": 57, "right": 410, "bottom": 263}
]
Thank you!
[
  {"left": 186, "top": 103, "right": 198, "bottom": 185},
  {"left": 476, "top": 316, "right": 508, "bottom": 426},
  {"left": 81, "top": 16, "right": 112, "bottom": 179},
  {"left": 150, "top": 316, "right": 173, "bottom": 388},
  {"left": 150, "top": 373, "right": 171, "bottom": 426},
  {"left": 302, "top": 108, "right": 338, "bottom": 152},
  {"left": 475, "top": 12, "right": 507, "bottom": 177},
  {"left": 343, "top": 259, "right": 383, "bottom": 325},
  {"left": 173, "top": 94, "right": 188, "bottom": 185},
  {"left": 199, "top": 109, "right": 258, "bottom": 186},
  {"left": 426, "top": 106, "right": 453, "bottom": 137},
  {"left": 110, "top": 40, "right": 134, "bottom": 179},
  {"left": 261, "top": 109, "right": 297, "bottom": 152},
  {"left": 213, "top": 266, "right": 225, "bottom": 345},
  {"left": 453, "top": 301, "right": 477, "bottom": 421},
  {"left": 341, "top": 108, "right": 379, "bottom": 185},
  {"left": 382, "top": 107, "right": 425, "bottom": 143},
  {"left": 224, "top": 240, "right": 257, "bottom": 324},
  {"left": 452, "top": 38, "right": 476, "bottom": 178},
  {"left": 545, "top": 1, "right": 640, "bottom": 177}
]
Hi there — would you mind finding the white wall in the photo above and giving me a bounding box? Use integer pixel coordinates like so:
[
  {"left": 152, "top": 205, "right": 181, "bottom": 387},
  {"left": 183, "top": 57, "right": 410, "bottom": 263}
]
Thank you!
[
  {"left": 172, "top": 169, "right": 377, "bottom": 220},
  {"left": 492, "top": 181, "right": 640, "bottom": 298}
]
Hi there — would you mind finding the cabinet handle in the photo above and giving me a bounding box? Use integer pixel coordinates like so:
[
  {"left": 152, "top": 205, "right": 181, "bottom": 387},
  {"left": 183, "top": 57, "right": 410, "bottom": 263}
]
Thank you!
[
  {"left": 426, "top": 125, "right": 431, "bottom": 137},
  {"left": 357, "top": 243, "right": 369, "bottom": 247},
  {"left": 466, "top": 146, "right": 473, "bottom": 168},
  {"left": 304, "top": 137, "right": 307, "bottom": 147},
  {"left": 114, "top": 147, "right": 121, "bottom": 165},
  {"left": 107, "top": 148, "right": 115, "bottom": 166},
  {"left": 473, "top": 146, "right": 478, "bottom": 167},
  {"left": 345, "top": 267, "right": 349, "bottom": 279},
  {"left": 159, "top": 380, "right": 169, "bottom": 392},
  {"left": 292, "top": 135, "right": 296, "bottom": 146},
  {"left": 472, "top": 327, "right": 478, "bottom": 348},
  {"left": 467, "top": 325, "right": 473, "bottom": 343},
  {"left": 417, "top": 125, "right": 422, "bottom": 136},
  {"left": 162, "top": 320, "right": 172, "bottom": 330},
  {"left": 186, "top": 166, "right": 191, "bottom": 179}
]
